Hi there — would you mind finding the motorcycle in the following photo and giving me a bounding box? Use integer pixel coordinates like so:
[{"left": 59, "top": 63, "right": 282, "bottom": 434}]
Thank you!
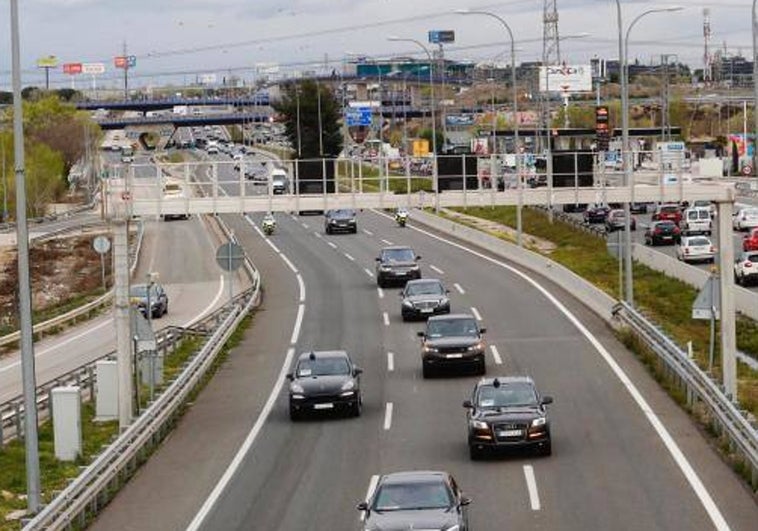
[
  {"left": 395, "top": 212, "right": 408, "bottom": 228},
  {"left": 262, "top": 219, "right": 276, "bottom": 236}
]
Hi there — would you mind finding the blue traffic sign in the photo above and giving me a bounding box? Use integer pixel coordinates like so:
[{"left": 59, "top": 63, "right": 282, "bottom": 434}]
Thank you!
[{"left": 345, "top": 107, "right": 372, "bottom": 127}]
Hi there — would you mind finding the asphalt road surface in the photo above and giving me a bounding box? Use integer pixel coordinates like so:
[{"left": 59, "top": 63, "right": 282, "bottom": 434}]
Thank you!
[{"left": 92, "top": 209, "right": 757, "bottom": 531}]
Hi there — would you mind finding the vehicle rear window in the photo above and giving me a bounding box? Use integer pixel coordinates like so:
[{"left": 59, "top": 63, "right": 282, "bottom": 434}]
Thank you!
[
  {"left": 476, "top": 382, "right": 538, "bottom": 408},
  {"left": 426, "top": 318, "right": 478, "bottom": 338},
  {"left": 688, "top": 237, "right": 710, "bottom": 246},
  {"left": 382, "top": 248, "right": 415, "bottom": 262},
  {"left": 661, "top": 205, "right": 678, "bottom": 212},
  {"left": 373, "top": 481, "right": 452, "bottom": 511},
  {"left": 296, "top": 357, "right": 350, "bottom": 377},
  {"left": 656, "top": 221, "right": 676, "bottom": 229}
]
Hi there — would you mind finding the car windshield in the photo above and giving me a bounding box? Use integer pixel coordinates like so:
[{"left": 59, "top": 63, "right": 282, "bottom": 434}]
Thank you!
[
  {"left": 476, "top": 382, "right": 539, "bottom": 408},
  {"left": 406, "top": 282, "right": 444, "bottom": 296},
  {"left": 130, "top": 285, "right": 158, "bottom": 298},
  {"left": 687, "top": 237, "right": 710, "bottom": 246},
  {"left": 330, "top": 210, "right": 355, "bottom": 219},
  {"left": 373, "top": 481, "right": 452, "bottom": 511},
  {"left": 382, "top": 248, "right": 415, "bottom": 262},
  {"left": 296, "top": 357, "right": 350, "bottom": 377},
  {"left": 426, "top": 318, "right": 478, "bottom": 338}
]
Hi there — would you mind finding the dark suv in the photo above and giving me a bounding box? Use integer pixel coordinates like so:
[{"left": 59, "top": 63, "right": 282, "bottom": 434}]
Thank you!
[
  {"left": 324, "top": 209, "right": 357, "bottom": 234},
  {"left": 463, "top": 376, "right": 553, "bottom": 459},
  {"left": 375, "top": 246, "right": 421, "bottom": 287},
  {"left": 286, "top": 350, "right": 362, "bottom": 420},
  {"left": 418, "top": 314, "right": 486, "bottom": 378},
  {"left": 129, "top": 283, "right": 168, "bottom": 318},
  {"left": 400, "top": 279, "right": 450, "bottom": 321}
]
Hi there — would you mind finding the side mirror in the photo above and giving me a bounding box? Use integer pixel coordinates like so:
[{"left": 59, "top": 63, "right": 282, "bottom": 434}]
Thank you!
[
  {"left": 541, "top": 396, "right": 554, "bottom": 405},
  {"left": 353, "top": 367, "right": 363, "bottom": 376},
  {"left": 375, "top": 257, "right": 381, "bottom": 262},
  {"left": 460, "top": 496, "right": 472, "bottom": 506},
  {"left": 416, "top": 255, "right": 422, "bottom": 260},
  {"left": 417, "top": 331, "right": 425, "bottom": 338},
  {"left": 445, "top": 289, "right": 450, "bottom": 294},
  {"left": 479, "top": 327, "right": 487, "bottom": 334},
  {"left": 286, "top": 373, "right": 294, "bottom": 381},
  {"left": 356, "top": 501, "right": 369, "bottom": 512},
  {"left": 462, "top": 400, "right": 473, "bottom": 409}
]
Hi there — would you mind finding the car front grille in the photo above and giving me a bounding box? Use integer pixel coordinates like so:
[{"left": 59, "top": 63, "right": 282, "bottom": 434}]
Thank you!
[{"left": 415, "top": 301, "right": 438, "bottom": 310}]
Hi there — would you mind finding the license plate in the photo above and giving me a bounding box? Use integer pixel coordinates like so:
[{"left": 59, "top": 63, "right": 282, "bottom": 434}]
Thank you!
[
  {"left": 499, "top": 429, "right": 522, "bottom": 437},
  {"left": 313, "top": 403, "right": 333, "bottom": 410},
  {"left": 445, "top": 353, "right": 463, "bottom": 359},
  {"left": 420, "top": 308, "right": 433, "bottom": 314},
  {"left": 661, "top": 236, "right": 672, "bottom": 240}
]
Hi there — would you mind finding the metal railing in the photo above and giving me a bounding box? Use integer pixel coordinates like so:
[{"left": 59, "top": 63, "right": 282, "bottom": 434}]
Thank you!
[
  {"left": 613, "top": 302, "right": 758, "bottom": 487},
  {"left": 0, "top": 221, "right": 144, "bottom": 349}
]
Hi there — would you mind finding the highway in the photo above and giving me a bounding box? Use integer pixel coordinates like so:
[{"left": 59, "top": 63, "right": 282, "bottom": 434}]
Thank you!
[{"left": 91, "top": 208, "right": 758, "bottom": 530}]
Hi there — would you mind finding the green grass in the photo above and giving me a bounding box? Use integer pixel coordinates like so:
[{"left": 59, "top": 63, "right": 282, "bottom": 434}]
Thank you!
[
  {"left": 447, "top": 206, "right": 758, "bottom": 416},
  {"left": 0, "top": 403, "right": 118, "bottom": 529},
  {"left": 336, "top": 161, "right": 432, "bottom": 194}
]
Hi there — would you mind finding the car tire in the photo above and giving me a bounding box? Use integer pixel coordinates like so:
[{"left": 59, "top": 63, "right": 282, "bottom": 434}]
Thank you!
[
  {"left": 352, "top": 227, "right": 358, "bottom": 234},
  {"left": 350, "top": 397, "right": 362, "bottom": 417},
  {"left": 289, "top": 404, "right": 301, "bottom": 421},
  {"left": 539, "top": 440, "right": 552, "bottom": 457},
  {"left": 469, "top": 445, "right": 483, "bottom": 461},
  {"left": 422, "top": 362, "right": 433, "bottom": 379},
  {"left": 476, "top": 358, "right": 486, "bottom": 376}
]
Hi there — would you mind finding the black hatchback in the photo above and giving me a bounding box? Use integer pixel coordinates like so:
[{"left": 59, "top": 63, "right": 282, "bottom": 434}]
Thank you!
[{"left": 287, "top": 351, "right": 362, "bottom": 420}]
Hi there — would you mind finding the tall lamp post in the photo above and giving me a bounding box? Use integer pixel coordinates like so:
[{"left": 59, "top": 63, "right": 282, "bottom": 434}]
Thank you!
[
  {"left": 387, "top": 36, "right": 439, "bottom": 212},
  {"left": 753, "top": 0, "right": 757, "bottom": 176},
  {"left": 616, "top": 1, "right": 683, "bottom": 305},
  {"left": 455, "top": 9, "right": 521, "bottom": 245}
]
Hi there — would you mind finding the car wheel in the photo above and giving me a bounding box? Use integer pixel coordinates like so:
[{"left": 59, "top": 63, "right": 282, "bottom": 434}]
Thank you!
[
  {"left": 162, "top": 304, "right": 168, "bottom": 317},
  {"left": 351, "top": 397, "right": 362, "bottom": 417},
  {"left": 469, "top": 445, "right": 483, "bottom": 461},
  {"left": 422, "top": 362, "right": 433, "bottom": 379},
  {"left": 289, "top": 404, "right": 301, "bottom": 421},
  {"left": 352, "top": 227, "right": 358, "bottom": 234},
  {"left": 476, "top": 358, "right": 486, "bottom": 376},
  {"left": 538, "top": 440, "right": 552, "bottom": 457}
]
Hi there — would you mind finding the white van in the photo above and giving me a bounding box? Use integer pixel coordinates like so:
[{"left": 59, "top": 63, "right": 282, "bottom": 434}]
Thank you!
[
  {"left": 679, "top": 207, "right": 712, "bottom": 235},
  {"left": 270, "top": 168, "right": 289, "bottom": 194}
]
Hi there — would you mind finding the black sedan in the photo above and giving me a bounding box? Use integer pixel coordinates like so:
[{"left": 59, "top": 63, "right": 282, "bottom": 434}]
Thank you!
[
  {"left": 375, "top": 246, "right": 421, "bottom": 287},
  {"left": 418, "top": 314, "right": 486, "bottom": 377},
  {"left": 644, "top": 220, "right": 681, "bottom": 246},
  {"left": 358, "top": 471, "right": 471, "bottom": 531},
  {"left": 129, "top": 283, "right": 168, "bottom": 319},
  {"left": 464, "top": 376, "right": 553, "bottom": 459},
  {"left": 583, "top": 204, "right": 611, "bottom": 224},
  {"left": 400, "top": 279, "right": 450, "bottom": 321},
  {"left": 287, "top": 350, "right": 362, "bottom": 420}
]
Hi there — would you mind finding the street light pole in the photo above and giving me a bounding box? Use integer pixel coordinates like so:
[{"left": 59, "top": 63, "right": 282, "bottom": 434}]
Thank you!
[
  {"left": 388, "top": 37, "right": 439, "bottom": 212},
  {"left": 617, "top": 1, "right": 683, "bottom": 305},
  {"left": 753, "top": 0, "right": 757, "bottom": 176},
  {"left": 10, "top": 0, "right": 41, "bottom": 513},
  {"left": 455, "top": 10, "right": 521, "bottom": 245}
]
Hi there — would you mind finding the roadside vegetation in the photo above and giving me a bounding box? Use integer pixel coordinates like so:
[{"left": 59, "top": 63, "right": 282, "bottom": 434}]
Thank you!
[{"left": 445, "top": 206, "right": 758, "bottom": 416}]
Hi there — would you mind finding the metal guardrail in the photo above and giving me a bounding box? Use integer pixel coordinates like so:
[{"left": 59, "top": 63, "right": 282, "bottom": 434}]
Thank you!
[
  {"left": 613, "top": 302, "right": 758, "bottom": 487},
  {"left": 0, "top": 221, "right": 144, "bottom": 349},
  {"left": 20, "top": 213, "right": 260, "bottom": 529}
]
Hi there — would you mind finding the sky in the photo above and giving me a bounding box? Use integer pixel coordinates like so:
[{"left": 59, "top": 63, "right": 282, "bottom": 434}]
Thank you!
[{"left": 0, "top": 0, "right": 753, "bottom": 91}]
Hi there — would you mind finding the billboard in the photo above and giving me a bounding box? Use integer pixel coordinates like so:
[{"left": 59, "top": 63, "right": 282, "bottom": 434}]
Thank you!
[
  {"left": 595, "top": 106, "right": 610, "bottom": 151},
  {"left": 114, "top": 55, "right": 136, "bottom": 69},
  {"left": 539, "top": 64, "right": 592, "bottom": 93},
  {"left": 446, "top": 114, "right": 475, "bottom": 126},
  {"left": 199, "top": 73, "right": 217, "bottom": 84},
  {"left": 82, "top": 63, "right": 105, "bottom": 74},
  {"left": 62, "top": 63, "right": 82, "bottom": 75},
  {"left": 428, "top": 30, "right": 455, "bottom": 44},
  {"left": 37, "top": 56, "right": 58, "bottom": 68}
]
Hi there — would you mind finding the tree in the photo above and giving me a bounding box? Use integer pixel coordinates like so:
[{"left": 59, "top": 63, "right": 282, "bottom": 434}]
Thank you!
[{"left": 273, "top": 80, "right": 343, "bottom": 159}]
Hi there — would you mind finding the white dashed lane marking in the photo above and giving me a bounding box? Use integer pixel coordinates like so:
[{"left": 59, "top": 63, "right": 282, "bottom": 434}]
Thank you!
[
  {"left": 344, "top": 252, "right": 355, "bottom": 262},
  {"left": 383, "top": 312, "right": 390, "bottom": 326},
  {"left": 387, "top": 352, "right": 395, "bottom": 372},
  {"left": 383, "top": 402, "right": 394, "bottom": 430},
  {"left": 454, "top": 283, "right": 465, "bottom": 294},
  {"left": 327, "top": 241, "right": 338, "bottom": 249},
  {"left": 471, "top": 307, "right": 483, "bottom": 321},
  {"left": 523, "top": 465, "right": 541, "bottom": 511},
  {"left": 381, "top": 239, "right": 393, "bottom": 246},
  {"left": 490, "top": 345, "right": 503, "bottom": 365},
  {"left": 364, "top": 268, "right": 375, "bottom": 278},
  {"left": 429, "top": 265, "right": 444, "bottom": 275},
  {"left": 377, "top": 287, "right": 384, "bottom": 299}
]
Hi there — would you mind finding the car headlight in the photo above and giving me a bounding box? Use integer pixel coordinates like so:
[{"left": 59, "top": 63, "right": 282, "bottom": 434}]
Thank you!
[
  {"left": 291, "top": 394, "right": 305, "bottom": 400},
  {"left": 341, "top": 380, "right": 355, "bottom": 391},
  {"left": 423, "top": 345, "right": 438, "bottom": 353},
  {"left": 531, "top": 417, "right": 547, "bottom": 427},
  {"left": 379, "top": 265, "right": 392, "bottom": 271},
  {"left": 439, "top": 298, "right": 450, "bottom": 307},
  {"left": 467, "top": 342, "right": 484, "bottom": 352},
  {"left": 445, "top": 525, "right": 460, "bottom": 531},
  {"left": 470, "top": 420, "right": 489, "bottom": 430},
  {"left": 329, "top": 219, "right": 337, "bottom": 224},
  {"left": 410, "top": 264, "right": 420, "bottom": 271},
  {"left": 402, "top": 300, "right": 413, "bottom": 307},
  {"left": 290, "top": 383, "right": 304, "bottom": 394}
]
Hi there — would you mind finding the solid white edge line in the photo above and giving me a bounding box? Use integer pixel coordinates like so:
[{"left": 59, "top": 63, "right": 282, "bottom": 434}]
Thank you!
[
  {"left": 383, "top": 402, "right": 393, "bottom": 430},
  {"left": 429, "top": 265, "right": 444, "bottom": 274},
  {"left": 387, "top": 352, "right": 395, "bottom": 372},
  {"left": 344, "top": 253, "right": 355, "bottom": 262},
  {"left": 523, "top": 465, "right": 541, "bottom": 511},
  {"left": 382, "top": 312, "right": 390, "bottom": 326},
  {"left": 377, "top": 287, "right": 384, "bottom": 299},
  {"left": 360, "top": 475, "right": 380, "bottom": 521},
  {"left": 186, "top": 345, "right": 298, "bottom": 531},
  {"left": 297, "top": 275, "right": 306, "bottom": 303},
  {"left": 490, "top": 345, "right": 503, "bottom": 365},
  {"left": 454, "top": 283, "right": 465, "bottom": 294},
  {"left": 266, "top": 240, "right": 281, "bottom": 254},
  {"left": 280, "top": 254, "right": 298, "bottom": 275},
  {"left": 470, "top": 306, "right": 483, "bottom": 321},
  {"left": 181, "top": 275, "right": 226, "bottom": 329},
  {"left": 391, "top": 212, "right": 731, "bottom": 531},
  {"left": 290, "top": 303, "right": 305, "bottom": 345},
  {"left": 364, "top": 268, "right": 375, "bottom": 278}
]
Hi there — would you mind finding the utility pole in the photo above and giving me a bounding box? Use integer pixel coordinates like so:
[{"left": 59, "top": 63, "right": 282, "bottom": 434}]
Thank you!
[
  {"left": 122, "top": 41, "right": 129, "bottom": 100},
  {"left": 10, "top": 0, "right": 41, "bottom": 513}
]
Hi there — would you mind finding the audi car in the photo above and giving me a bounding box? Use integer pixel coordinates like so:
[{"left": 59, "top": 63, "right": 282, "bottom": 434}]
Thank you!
[
  {"left": 464, "top": 376, "right": 553, "bottom": 459},
  {"left": 286, "top": 350, "right": 362, "bottom": 420},
  {"left": 400, "top": 279, "right": 450, "bottom": 321},
  {"left": 358, "top": 471, "right": 471, "bottom": 531},
  {"left": 418, "top": 314, "right": 486, "bottom": 378}
]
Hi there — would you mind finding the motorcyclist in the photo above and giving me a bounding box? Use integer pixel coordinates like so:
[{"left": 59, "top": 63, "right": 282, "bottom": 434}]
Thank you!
[
  {"left": 395, "top": 207, "right": 409, "bottom": 226},
  {"left": 262, "top": 213, "right": 276, "bottom": 234}
]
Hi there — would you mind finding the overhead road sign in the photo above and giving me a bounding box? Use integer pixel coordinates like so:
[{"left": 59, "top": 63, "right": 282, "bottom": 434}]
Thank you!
[
  {"left": 345, "top": 107, "right": 372, "bottom": 127},
  {"left": 539, "top": 64, "right": 592, "bottom": 93},
  {"left": 428, "top": 30, "right": 455, "bottom": 44}
]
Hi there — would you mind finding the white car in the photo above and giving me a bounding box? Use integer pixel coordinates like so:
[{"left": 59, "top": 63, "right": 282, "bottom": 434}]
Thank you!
[
  {"left": 732, "top": 207, "right": 758, "bottom": 231},
  {"left": 734, "top": 251, "right": 758, "bottom": 286},
  {"left": 676, "top": 236, "right": 715, "bottom": 263}
]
